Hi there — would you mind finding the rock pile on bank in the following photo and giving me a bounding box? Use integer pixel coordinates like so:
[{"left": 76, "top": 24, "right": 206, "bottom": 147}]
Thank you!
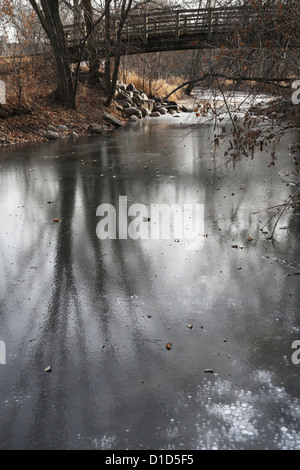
[
  {"left": 249, "top": 99, "right": 298, "bottom": 124},
  {"left": 114, "top": 81, "right": 193, "bottom": 121},
  {"left": 41, "top": 82, "right": 193, "bottom": 141}
]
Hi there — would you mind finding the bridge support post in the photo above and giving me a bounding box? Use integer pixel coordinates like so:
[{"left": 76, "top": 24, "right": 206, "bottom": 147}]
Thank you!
[
  {"left": 175, "top": 11, "right": 181, "bottom": 41},
  {"left": 208, "top": 8, "right": 212, "bottom": 36},
  {"left": 144, "top": 13, "right": 148, "bottom": 44}
]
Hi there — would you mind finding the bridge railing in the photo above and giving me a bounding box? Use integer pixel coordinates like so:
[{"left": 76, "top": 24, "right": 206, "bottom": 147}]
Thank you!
[
  {"left": 64, "top": 4, "right": 284, "bottom": 48},
  {"left": 122, "top": 7, "right": 257, "bottom": 41}
]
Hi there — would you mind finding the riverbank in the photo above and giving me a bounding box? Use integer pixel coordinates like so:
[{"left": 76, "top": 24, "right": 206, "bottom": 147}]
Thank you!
[
  {"left": 0, "top": 79, "right": 194, "bottom": 148},
  {"left": 0, "top": 90, "right": 125, "bottom": 147},
  {"left": 0, "top": 78, "right": 298, "bottom": 149}
]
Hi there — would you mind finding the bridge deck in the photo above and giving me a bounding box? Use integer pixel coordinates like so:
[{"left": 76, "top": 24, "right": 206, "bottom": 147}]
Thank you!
[{"left": 64, "top": 5, "right": 291, "bottom": 57}]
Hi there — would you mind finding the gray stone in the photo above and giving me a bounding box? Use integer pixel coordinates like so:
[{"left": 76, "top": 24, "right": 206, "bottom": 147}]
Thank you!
[
  {"left": 157, "top": 107, "right": 168, "bottom": 115},
  {"left": 121, "top": 101, "right": 131, "bottom": 109},
  {"left": 45, "top": 130, "right": 59, "bottom": 140},
  {"left": 169, "top": 109, "right": 177, "bottom": 115},
  {"left": 165, "top": 100, "right": 178, "bottom": 106},
  {"left": 88, "top": 123, "right": 103, "bottom": 134},
  {"left": 133, "top": 91, "right": 142, "bottom": 100},
  {"left": 140, "top": 93, "right": 149, "bottom": 102},
  {"left": 150, "top": 111, "right": 161, "bottom": 117},
  {"left": 181, "top": 106, "right": 193, "bottom": 113},
  {"left": 104, "top": 112, "right": 123, "bottom": 127},
  {"left": 116, "top": 91, "right": 130, "bottom": 101},
  {"left": 140, "top": 107, "right": 150, "bottom": 117},
  {"left": 47, "top": 125, "right": 58, "bottom": 132},
  {"left": 126, "top": 83, "right": 137, "bottom": 92},
  {"left": 166, "top": 104, "right": 179, "bottom": 112},
  {"left": 58, "top": 125, "right": 68, "bottom": 131},
  {"left": 123, "top": 108, "right": 142, "bottom": 119},
  {"left": 70, "top": 131, "right": 78, "bottom": 138},
  {"left": 129, "top": 115, "right": 139, "bottom": 122}
]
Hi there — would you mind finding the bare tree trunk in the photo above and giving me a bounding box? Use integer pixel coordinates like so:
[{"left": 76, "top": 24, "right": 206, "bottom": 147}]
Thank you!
[
  {"left": 73, "top": 0, "right": 81, "bottom": 24},
  {"left": 28, "top": 0, "right": 75, "bottom": 108},
  {"left": 185, "top": 49, "right": 202, "bottom": 94},
  {"left": 104, "top": 0, "right": 112, "bottom": 97},
  {"left": 104, "top": 0, "right": 133, "bottom": 107},
  {"left": 82, "top": 0, "right": 101, "bottom": 86}
]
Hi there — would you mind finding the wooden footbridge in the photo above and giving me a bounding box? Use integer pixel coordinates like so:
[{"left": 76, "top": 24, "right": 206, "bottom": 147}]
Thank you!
[{"left": 64, "top": 5, "right": 291, "bottom": 58}]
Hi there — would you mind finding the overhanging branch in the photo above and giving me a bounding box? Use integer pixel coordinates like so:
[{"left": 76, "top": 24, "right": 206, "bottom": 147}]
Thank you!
[{"left": 164, "top": 74, "right": 295, "bottom": 100}]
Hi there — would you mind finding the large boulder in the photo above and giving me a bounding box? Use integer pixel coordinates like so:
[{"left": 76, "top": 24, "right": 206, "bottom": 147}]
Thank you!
[
  {"left": 152, "top": 105, "right": 163, "bottom": 113},
  {"left": 45, "top": 130, "right": 59, "bottom": 140},
  {"left": 47, "top": 125, "right": 58, "bottom": 132},
  {"left": 129, "top": 115, "right": 139, "bottom": 122},
  {"left": 88, "top": 123, "right": 104, "bottom": 134},
  {"left": 133, "top": 91, "right": 142, "bottom": 100},
  {"left": 104, "top": 112, "right": 123, "bottom": 127},
  {"left": 132, "top": 96, "right": 141, "bottom": 105},
  {"left": 164, "top": 100, "right": 178, "bottom": 106},
  {"left": 165, "top": 104, "right": 180, "bottom": 112},
  {"left": 126, "top": 83, "right": 137, "bottom": 92},
  {"left": 140, "top": 107, "right": 150, "bottom": 117},
  {"left": 120, "top": 101, "right": 132, "bottom": 109},
  {"left": 140, "top": 92, "right": 149, "bottom": 102},
  {"left": 123, "top": 108, "right": 142, "bottom": 119},
  {"left": 157, "top": 107, "right": 168, "bottom": 115},
  {"left": 116, "top": 91, "right": 130, "bottom": 101},
  {"left": 181, "top": 106, "right": 193, "bottom": 113},
  {"left": 153, "top": 105, "right": 168, "bottom": 115}
]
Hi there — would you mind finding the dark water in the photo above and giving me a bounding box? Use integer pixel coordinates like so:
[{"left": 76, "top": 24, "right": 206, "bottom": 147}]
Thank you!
[{"left": 0, "top": 116, "right": 299, "bottom": 449}]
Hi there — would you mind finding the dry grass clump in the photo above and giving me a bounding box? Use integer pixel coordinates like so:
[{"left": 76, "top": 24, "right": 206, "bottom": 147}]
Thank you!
[{"left": 125, "top": 71, "right": 185, "bottom": 101}]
